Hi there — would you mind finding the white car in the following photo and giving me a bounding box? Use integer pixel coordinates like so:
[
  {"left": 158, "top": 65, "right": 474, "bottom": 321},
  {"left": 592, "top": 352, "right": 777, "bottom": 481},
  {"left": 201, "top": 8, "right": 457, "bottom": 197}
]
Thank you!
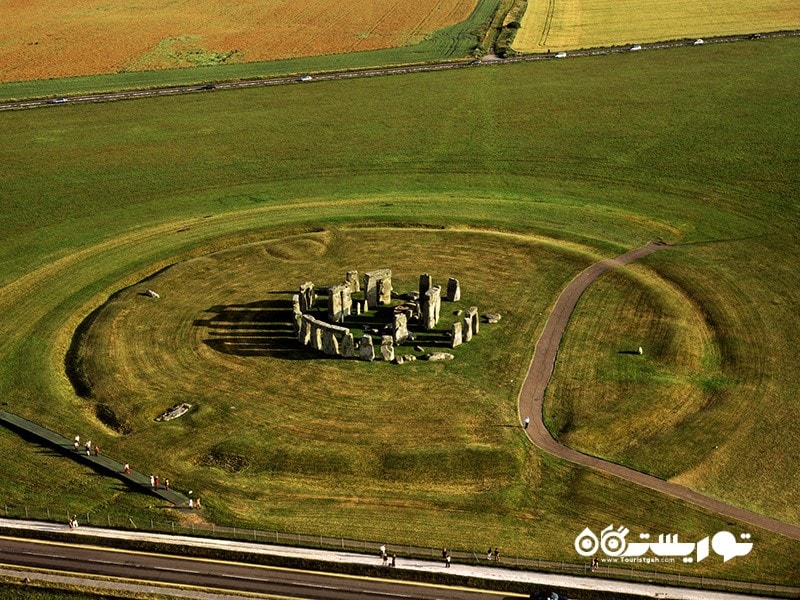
[
  {"left": 630, "top": 45, "right": 642, "bottom": 51},
  {"left": 298, "top": 75, "right": 313, "bottom": 82},
  {"left": 693, "top": 38, "right": 704, "bottom": 45},
  {"left": 554, "top": 51, "right": 567, "bottom": 58}
]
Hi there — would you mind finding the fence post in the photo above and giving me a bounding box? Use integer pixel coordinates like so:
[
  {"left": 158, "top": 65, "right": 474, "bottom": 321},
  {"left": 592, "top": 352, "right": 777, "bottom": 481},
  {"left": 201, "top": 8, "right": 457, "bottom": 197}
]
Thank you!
[
  {"left": 46, "top": 508, "right": 50, "bottom": 519},
  {"left": 107, "top": 514, "right": 111, "bottom": 527},
  {"left": 86, "top": 512, "right": 90, "bottom": 524},
  {"left": 25, "top": 506, "right": 28, "bottom": 518}
]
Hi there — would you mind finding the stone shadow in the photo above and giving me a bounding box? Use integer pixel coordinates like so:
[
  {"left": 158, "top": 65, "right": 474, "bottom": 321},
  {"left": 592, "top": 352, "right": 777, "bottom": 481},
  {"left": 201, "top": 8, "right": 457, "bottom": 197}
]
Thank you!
[{"left": 195, "top": 299, "right": 315, "bottom": 359}]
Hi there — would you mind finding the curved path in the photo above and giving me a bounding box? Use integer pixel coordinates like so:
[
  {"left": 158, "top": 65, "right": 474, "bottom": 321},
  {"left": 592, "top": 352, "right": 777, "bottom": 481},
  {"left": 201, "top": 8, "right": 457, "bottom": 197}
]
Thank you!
[{"left": 519, "top": 241, "right": 800, "bottom": 541}]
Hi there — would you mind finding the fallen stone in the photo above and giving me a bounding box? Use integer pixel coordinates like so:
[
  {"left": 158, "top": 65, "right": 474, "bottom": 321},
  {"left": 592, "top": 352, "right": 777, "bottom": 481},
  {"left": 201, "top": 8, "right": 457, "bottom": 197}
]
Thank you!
[
  {"left": 425, "top": 352, "right": 454, "bottom": 361},
  {"left": 484, "top": 313, "right": 502, "bottom": 324}
]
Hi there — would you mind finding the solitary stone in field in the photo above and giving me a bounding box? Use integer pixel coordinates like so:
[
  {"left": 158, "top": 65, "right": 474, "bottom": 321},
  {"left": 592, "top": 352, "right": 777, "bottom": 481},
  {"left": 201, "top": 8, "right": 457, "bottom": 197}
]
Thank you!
[
  {"left": 359, "top": 335, "right": 375, "bottom": 361},
  {"left": 146, "top": 289, "right": 160, "bottom": 299},
  {"left": 451, "top": 321, "right": 463, "bottom": 348},
  {"left": 638, "top": 346, "right": 644, "bottom": 355},
  {"left": 345, "top": 270, "right": 360, "bottom": 292},
  {"left": 446, "top": 278, "right": 461, "bottom": 301},
  {"left": 380, "top": 336, "right": 395, "bottom": 362}
]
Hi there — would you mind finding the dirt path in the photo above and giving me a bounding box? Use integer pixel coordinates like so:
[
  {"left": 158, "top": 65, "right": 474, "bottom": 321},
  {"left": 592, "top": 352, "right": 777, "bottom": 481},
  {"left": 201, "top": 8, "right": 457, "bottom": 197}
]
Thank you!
[{"left": 519, "top": 241, "right": 800, "bottom": 541}]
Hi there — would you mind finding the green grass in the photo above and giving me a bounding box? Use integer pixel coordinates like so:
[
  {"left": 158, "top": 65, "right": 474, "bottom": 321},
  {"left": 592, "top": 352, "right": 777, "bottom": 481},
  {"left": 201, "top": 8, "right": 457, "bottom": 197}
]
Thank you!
[
  {"left": 0, "top": 37, "right": 799, "bottom": 586},
  {"left": 0, "top": 0, "right": 502, "bottom": 102}
]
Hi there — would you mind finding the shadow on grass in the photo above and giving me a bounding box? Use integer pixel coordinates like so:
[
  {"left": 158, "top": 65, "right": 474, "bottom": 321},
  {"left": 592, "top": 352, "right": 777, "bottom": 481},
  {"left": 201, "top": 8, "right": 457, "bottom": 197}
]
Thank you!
[
  {"left": 196, "top": 295, "right": 457, "bottom": 358},
  {"left": 195, "top": 299, "right": 312, "bottom": 359}
]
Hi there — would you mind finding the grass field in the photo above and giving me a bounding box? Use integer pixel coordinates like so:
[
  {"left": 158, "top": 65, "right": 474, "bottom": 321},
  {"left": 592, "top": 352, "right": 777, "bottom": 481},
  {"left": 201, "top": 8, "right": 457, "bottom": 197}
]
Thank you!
[
  {"left": 1, "top": 37, "right": 799, "bottom": 585},
  {"left": 0, "top": 0, "right": 478, "bottom": 83},
  {"left": 513, "top": 0, "right": 800, "bottom": 52}
]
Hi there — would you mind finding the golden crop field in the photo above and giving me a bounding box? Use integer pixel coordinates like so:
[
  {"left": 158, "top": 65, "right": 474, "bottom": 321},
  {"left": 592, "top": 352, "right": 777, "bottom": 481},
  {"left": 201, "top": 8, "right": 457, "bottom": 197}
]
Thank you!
[
  {"left": 0, "top": 0, "right": 477, "bottom": 83},
  {"left": 513, "top": 0, "right": 800, "bottom": 52}
]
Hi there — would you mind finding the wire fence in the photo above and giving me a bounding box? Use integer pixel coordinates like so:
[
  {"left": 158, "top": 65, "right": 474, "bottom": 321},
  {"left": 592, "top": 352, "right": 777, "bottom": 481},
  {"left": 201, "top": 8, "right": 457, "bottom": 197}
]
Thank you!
[{"left": 2, "top": 503, "right": 798, "bottom": 598}]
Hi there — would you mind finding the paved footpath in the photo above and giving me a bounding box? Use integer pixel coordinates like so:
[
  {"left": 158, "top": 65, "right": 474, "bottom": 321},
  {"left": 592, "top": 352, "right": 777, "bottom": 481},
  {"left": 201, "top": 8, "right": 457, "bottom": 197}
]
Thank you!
[
  {"left": 0, "top": 518, "right": 787, "bottom": 600},
  {"left": 518, "top": 242, "right": 800, "bottom": 541},
  {"left": 0, "top": 410, "right": 189, "bottom": 506}
]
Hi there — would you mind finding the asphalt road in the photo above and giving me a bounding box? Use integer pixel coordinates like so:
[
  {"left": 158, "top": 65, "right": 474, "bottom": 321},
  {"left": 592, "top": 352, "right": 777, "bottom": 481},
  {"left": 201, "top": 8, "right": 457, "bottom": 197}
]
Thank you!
[
  {"left": 0, "top": 537, "right": 521, "bottom": 600},
  {"left": 0, "top": 30, "right": 797, "bottom": 112}
]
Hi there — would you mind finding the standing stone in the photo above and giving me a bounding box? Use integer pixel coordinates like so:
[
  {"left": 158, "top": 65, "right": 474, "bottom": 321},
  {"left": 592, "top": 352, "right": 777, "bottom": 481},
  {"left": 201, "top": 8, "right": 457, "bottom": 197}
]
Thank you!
[
  {"left": 446, "top": 278, "right": 461, "bottom": 302},
  {"left": 451, "top": 321, "right": 463, "bottom": 348},
  {"left": 380, "top": 336, "right": 395, "bottom": 362},
  {"left": 300, "top": 315, "right": 313, "bottom": 344},
  {"left": 419, "top": 273, "right": 432, "bottom": 297},
  {"left": 393, "top": 311, "right": 409, "bottom": 344},
  {"left": 359, "top": 335, "right": 375, "bottom": 361},
  {"left": 293, "top": 311, "right": 303, "bottom": 337},
  {"left": 355, "top": 302, "right": 362, "bottom": 316},
  {"left": 346, "top": 270, "right": 360, "bottom": 292},
  {"left": 312, "top": 323, "right": 323, "bottom": 351},
  {"left": 463, "top": 315, "right": 473, "bottom": 342},
  {"left": 341, "top": 332, "right": 356, "bottom": 358},
  {"left": 298, "top": 282, "right": 316, "bottom": 313},
  {"left": 363, "top": 269, "right": 392, "bottom": 307},
  {"left": 322, "top": 330, "right": 340, "bottom": 355},
  {"left": 421, "top": 285, "right": 442, "bottom": 330},
  {"left": 328, "top": 283, "right": 352, "bottom": 323},
  {"left": 466, "top": 306, "right": 480, "bottom": 335}
]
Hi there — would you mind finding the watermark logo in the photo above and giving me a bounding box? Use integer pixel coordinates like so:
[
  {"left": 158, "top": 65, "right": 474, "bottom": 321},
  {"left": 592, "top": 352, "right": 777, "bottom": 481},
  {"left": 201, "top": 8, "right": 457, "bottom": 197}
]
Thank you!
[{"left": 574, "top": 525, "right": 752, "bottom": 563}]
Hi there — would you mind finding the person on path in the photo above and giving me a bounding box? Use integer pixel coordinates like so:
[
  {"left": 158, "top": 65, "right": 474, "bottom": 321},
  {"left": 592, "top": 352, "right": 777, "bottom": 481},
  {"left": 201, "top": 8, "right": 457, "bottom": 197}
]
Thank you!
[
  {"left": 523, "top": 417, "right": 530, "bottom": 429},
  {"left": 486, "top": 547, "right": 492, "bottom": 561},
  {"left": 391, "top": 553, "right": 396, "bottom": 567},
  {"left": 493, "top": 548, "right": 500, "bottom": 562},
  {"left": 195, "top": 498, "right": 201, "bottom": 509},
  {"left": 154, "top": 475, "right": 159, "bottom": 490},
  {"left": 445, "top": 551, "right": 451, "bottom": 568},
  {"left": 93, "top": 445, "right": 99, "bottom": 456},
  {"left": 149, "top": 474, "right": 154, "bottom": 488},
  {"left": 123, "top": 463, "right": 130, "bottom": 474},
  {"left": 165, "top": 479, "right": 169, "bottom": 491},
  {"left": 188, "top": 499, "right": 194, "bottom": 509},
  {"left": 71, "top": 515, "right": 78, "bottom": 529},
  {"left": 379, "top": 544, "right": 386, "bottom": 559},
  {"left": 85, "top": 441, "right": 91, "bottom": 455},
  {"left": 73, "top": 440, "right": 79, "bottom": 451},
  {"left": 382, "top": 552, "right": 388, "bottom": 566}
]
